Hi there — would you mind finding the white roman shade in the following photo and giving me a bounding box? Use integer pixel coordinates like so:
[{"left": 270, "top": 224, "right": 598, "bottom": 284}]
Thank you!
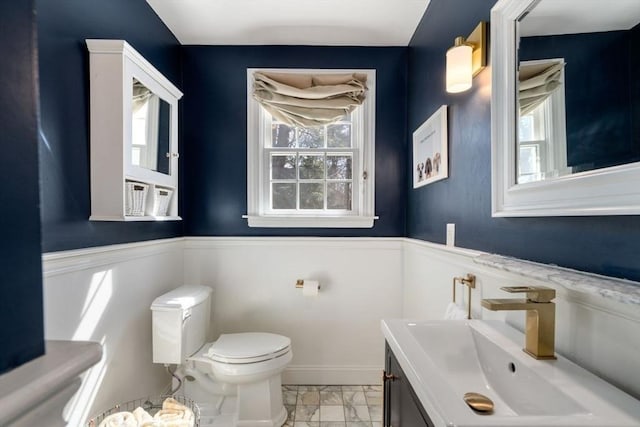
[
  {"left": 519, "top": 61, "right": 564, "bottom": 115},
  {"left": 132, "top": 79, "right": 153, "bottom": 114},
  {"left": 252, "top": 71, "right": 368, "bottom": 127}
]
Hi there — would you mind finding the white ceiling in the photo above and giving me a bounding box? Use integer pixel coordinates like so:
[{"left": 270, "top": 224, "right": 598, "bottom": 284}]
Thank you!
[
  {"left": 146, "top": 0, "right": 431, "bottom": 46},
  {"left": 521, "top": 0, "right": 640, "bottom": 37}
]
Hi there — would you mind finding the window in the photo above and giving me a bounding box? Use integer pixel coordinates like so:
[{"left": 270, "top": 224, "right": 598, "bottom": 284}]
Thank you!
[
  {"left": 246, "top": 69, "right": 376, "bottom": 228},
  {"left": 517, "top": 59, "right": 568, "bottom": 184}
]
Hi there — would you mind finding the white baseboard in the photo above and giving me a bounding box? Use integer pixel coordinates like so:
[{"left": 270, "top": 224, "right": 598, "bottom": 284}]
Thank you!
[{"left": 282, "top": 365, "right": 382, "bottom": 386}]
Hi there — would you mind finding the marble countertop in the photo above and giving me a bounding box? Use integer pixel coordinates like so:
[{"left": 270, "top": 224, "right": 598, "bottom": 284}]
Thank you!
[
  {"left": 0, "top": 340, "right": 102, "bottom": 425},
  {"left": 474, "top": 254, "right": 640, "bottom": 306}
]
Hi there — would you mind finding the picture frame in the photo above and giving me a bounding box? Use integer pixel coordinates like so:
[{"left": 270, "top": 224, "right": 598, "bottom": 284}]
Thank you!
[{"left": 413, "top": 105, "right": 448, "bottom": 188}]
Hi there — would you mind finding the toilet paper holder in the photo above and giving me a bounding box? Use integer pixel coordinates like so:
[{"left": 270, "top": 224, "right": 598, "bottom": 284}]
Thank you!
[
  {"left": 295, "top": 279, "right": 321, "bottom": 290},
  {"left": 453, "top": 274, "right": 476, "bottom": 319}
]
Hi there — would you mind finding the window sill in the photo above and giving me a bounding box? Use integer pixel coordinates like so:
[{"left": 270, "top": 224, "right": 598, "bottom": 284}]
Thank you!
[{"left": 244, "top": 215, "right": 378, "bottom": 228}]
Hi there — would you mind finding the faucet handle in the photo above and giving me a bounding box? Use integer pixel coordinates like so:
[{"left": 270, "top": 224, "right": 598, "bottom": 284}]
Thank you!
[{"left": 499, "top": 286, "right": 556, "bottom": 303}]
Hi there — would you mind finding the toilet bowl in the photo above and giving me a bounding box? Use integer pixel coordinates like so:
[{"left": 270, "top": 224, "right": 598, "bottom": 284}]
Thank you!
[
  {"left": 151, "top": 286, "right": 292, "bottom": 427},
  {"left": 186, "top": 333, "right": 292, "bottom": 426}
]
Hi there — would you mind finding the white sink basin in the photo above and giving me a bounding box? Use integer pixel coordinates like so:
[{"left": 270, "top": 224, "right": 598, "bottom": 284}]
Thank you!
[{"left": 381, "top": 319, "right": 640, "bottom": 426}]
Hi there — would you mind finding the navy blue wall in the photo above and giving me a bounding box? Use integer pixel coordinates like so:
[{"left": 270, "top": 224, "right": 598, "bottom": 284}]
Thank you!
[
  {"left": 520, "top": 31, "right": 640, "bottom": 170},
  {"left": 0, "top": 0, "right": 45, "bottom": 374},
  {"left": 631, "top": 23, "right": 640, "bottom": 154},
  {"left": 37, "top": 0, "right": 183, "bottom": 252},
  {"left": 407, "top": 0, "right": 640, "bottom": 282},
  {"left": 181, "top": 46, "right": 407, "bottom": 237}
]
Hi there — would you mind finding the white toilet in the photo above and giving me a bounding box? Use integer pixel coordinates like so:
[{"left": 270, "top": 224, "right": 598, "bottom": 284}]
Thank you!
[{"left": 151, "top": 285, "right": 292, "bottom": 427}]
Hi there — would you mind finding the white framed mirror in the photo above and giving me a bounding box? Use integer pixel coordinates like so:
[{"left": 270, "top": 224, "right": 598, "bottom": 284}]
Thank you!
[{"left": 491, "top": 0, "right": 640, "bottom": 216}]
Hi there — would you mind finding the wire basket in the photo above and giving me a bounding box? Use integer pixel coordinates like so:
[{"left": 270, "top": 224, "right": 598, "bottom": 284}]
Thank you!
[
  {"left": 87, "top": 395, "right": 200, "bottom": 427},
  {"left": 151, "top": 186, "right": 174, "bottom": 217},
  {"left": 125, "top": 181, "right": 149, "bottom": 216}
]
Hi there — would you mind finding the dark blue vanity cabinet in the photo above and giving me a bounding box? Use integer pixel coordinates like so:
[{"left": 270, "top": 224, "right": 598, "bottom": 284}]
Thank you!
[{"left": 383, "top": 343, "right": 435, "bottom": 427}]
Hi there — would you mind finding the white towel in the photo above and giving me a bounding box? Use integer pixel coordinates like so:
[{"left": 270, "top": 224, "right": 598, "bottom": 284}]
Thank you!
[
  {"left": 98, "top": 411, "right": 137, "bottom": 427},
  {"left": 133, "top": 407, "right": 154, "bottom": 424},
  {"left": 444, "top": 302, "right": 468, "bottom": 320},
  {"left": 141, "top": 420, "right": 172, "bottom": 427},
  {"left": 152, "top": 397, "right": 194, "bottom": 427}
]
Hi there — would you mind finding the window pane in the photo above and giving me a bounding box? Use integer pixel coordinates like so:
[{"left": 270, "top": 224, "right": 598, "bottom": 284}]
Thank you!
[
  {"left": 327, "top": 182, "right": 352, "bottom": 210},
  {"left": 272, "top": 183, "right": 296, "bottom": 209},
  {"left": 271, "top": 154, "right": 297, "bottom": 179},
  {"left": 327, "top": 124, "right": 351, "bottom": 147},
  {"left": 519, "top": 102, "right": 546, "bottom": 142},
  {"left": 299, "top": 155, "right": 325, "bottom": 179},
  {"left": 299, "top": 183, "right": 324, "bottom": 209},
  {"left": 519, "top": 145, "right": 539, "bottom": 175},
  {"left": 519, "top": 115, "right": 534, "bottom": 142},
  {"left": 297, "top": 127, "right": 325, "bottom": 148},
  {"left": 272, "top": 123, "right": 295, "bottom": 147},
  {"left": 131, "top": 147, "right": 141, "bottom": 167},
  {"left": 326, "top": 155, "right": 352, "bottom": 179}
]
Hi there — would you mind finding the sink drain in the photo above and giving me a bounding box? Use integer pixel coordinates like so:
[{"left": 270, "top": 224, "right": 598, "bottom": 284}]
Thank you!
[{"left": 463, "top": 392, "right": 494, "bottom": 414}]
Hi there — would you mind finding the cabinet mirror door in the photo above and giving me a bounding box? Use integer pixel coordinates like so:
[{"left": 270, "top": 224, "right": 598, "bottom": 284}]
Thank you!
[{"left": 131, "top": 78, "right": 171, "bottom": 175}]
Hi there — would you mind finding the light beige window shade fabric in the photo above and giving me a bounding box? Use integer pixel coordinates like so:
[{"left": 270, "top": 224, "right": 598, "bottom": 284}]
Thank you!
[
  {"left": 253, "top": 71, "right": 368, "bottom": 127},
  {"left": 519, "top": 61, "right": 564, "bottom": 116},
  {"left": 132, "top": 80, "right": 152, "bottom": 114}
]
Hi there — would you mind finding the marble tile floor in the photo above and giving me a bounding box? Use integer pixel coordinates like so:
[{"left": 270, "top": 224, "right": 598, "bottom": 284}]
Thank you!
[{"left": 282, "top": 385, "right": 383, "bottom": 427}]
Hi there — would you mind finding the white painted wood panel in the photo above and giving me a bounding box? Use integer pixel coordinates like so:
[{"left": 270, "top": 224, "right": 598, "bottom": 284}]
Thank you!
[
  {"left": 403, "top": 239, "right": 640, "bottom": 399},
  {"left": 183, "top": 237, "right": 404, "bottom": 384},
  {"left": 42, "top": 238, "right": 184, "bottom": 425},
  {"left": 40, "top": 235, "right": 640, "bottom": 427}
]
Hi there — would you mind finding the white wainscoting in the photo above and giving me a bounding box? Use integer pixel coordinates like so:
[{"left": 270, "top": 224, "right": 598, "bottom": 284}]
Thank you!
[
  {"left": 183, "top": 237, "right": 404, "bottom": 385},
  {"left": 42, "top": 238, "right": 184, "bottom": 425},
  {"left": 403, "top": 239, "right": 640, "bottom": 399},
  {"left": 41, "top": 235, "right": 640, "bottom": 424}
]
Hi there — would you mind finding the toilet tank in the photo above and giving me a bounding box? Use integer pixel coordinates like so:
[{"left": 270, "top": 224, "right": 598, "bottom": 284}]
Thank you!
[{"left": 151, "top": 285, "right": 212, "bottom": 365}]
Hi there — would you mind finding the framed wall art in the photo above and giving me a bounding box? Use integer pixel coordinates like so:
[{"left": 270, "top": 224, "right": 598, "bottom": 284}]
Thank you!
[{"left": 413, "top": 105, "right": 448, "bottom": 188}]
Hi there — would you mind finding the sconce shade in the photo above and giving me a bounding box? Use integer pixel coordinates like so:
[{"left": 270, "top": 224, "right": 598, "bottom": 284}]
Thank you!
[
  {"left": 445, "top": 22, "right": 486, "bottom": 94},
  {"left": 446, "top": 38, "right": 473, "bottom": 93}
]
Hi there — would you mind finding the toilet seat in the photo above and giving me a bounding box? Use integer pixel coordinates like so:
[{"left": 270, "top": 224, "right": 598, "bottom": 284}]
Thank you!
[{"left": 206, "top": 333, "right": 291, "bottom": 364}]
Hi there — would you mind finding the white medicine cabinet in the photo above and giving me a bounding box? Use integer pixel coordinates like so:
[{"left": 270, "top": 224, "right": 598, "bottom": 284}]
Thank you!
[{"left": 86, "top": 39, "right": 183, "bottom": 221}]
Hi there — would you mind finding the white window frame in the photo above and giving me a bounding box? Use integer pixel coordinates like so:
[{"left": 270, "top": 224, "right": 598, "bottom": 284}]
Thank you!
[{"left": 245, "top": 68, "right": 377, "bottom": 228}]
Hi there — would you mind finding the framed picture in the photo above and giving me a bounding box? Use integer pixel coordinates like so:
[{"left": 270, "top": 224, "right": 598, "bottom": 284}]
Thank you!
[{"left": 413, "top": 105, "right": 448, "bottom": 188}]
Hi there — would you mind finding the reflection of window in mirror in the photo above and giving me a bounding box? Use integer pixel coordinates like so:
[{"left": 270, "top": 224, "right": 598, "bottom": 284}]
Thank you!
[
  {"left": 132, "top": 78, "right": 160, "bottom": 172},
  {"left": 517, "top": 59, "right": 568, "bottom": 184}
]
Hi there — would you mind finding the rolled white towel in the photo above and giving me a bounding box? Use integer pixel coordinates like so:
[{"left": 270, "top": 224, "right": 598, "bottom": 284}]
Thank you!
[
  {"left": 444, "top": 302, "right": 468, "bottom": 320},
  {"left": 152, "top": 398, "right": 194, "bottom": 427},
  {"left": 133, "top": 407, "right": 154, "bottom": 424},
  {"left": 140, "top": 421, "right": 167, "bottom": 427},
  {"left": 150, "top": 414, "right": 191, "bottom": 427},
  {"left": 98, "top": 411, "right": 137, "bottom": 427}
]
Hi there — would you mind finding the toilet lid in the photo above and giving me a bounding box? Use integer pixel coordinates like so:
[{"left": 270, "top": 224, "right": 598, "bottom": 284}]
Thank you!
[{"left": 206, "top": 333, "right": 291, "bottom": 364}]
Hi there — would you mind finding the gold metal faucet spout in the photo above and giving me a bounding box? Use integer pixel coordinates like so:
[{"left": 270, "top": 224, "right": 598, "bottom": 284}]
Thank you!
[{"left": 481, "top": 286, "right": 556, "bottom": 360}]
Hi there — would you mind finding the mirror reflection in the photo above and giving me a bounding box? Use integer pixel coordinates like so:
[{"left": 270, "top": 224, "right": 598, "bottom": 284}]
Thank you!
[
  {"left": 516, "top": 0, "right": 640, "bottom": 184},
  {"left": 131, "top": 78, "right": 171, "bottom": 175}
]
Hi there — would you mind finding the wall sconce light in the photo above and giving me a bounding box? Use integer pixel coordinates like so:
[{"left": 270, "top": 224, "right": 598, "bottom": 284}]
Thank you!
[{"left": 446, "top": 22, "right": 487, "bottom": 93}]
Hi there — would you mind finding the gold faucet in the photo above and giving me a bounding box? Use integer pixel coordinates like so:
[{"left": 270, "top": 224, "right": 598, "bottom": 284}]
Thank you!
[{"left": 481, "top": 286, "right": 556, "bottom": 360}]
